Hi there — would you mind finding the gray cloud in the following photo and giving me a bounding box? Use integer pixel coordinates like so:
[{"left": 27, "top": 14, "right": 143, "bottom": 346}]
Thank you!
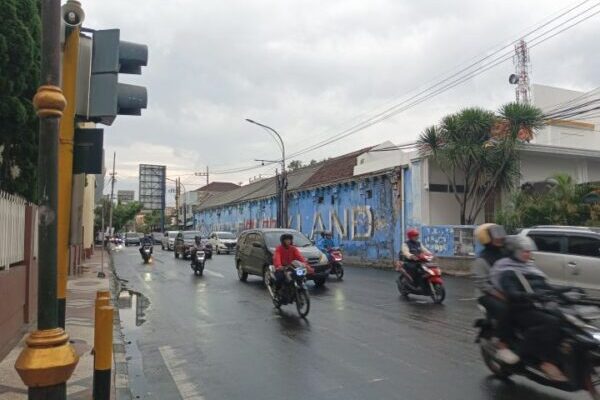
[{"left": 82, "top": 0, "right": 600, "bottom": 203}]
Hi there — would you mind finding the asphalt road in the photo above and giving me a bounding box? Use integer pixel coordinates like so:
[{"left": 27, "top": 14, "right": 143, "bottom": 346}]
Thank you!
[{"left": 112, "top": 245, "right": 591, "bottom": 400}]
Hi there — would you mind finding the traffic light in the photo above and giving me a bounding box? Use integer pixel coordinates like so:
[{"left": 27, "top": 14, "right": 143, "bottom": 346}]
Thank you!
[{"left": 87, "top": 29, "right": 148, "bottom": 125}]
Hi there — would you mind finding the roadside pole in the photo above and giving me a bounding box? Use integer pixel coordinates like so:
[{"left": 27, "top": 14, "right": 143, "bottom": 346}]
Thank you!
[
  {"left": 57, "top": 0, "right": 82, "bottom": 329},
  {"left": 14, "top": 1, "right": 79, "bottom": 398}
]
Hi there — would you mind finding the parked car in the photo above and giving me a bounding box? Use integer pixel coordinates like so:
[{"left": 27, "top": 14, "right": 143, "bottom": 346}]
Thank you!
[
  {"left": 124, "top": 232, "right": 141, "bottom": 246},
  {"left": 161, "top": 230, "right": 178, "bottom": 251},
  {"left": 518, "top": 225, "right": 600, "bottom": 296},
  {"left": 235, "top": 228, "right": 331, "bottom": 287},
  {"left": 174, "top": 231, "right": 213, "bottom": 259},
  {"left": 209, "top": 231, "right": 238, "bottom": 254}
]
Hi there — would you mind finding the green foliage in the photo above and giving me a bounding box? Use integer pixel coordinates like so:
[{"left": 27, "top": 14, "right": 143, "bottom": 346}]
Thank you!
[
  {"left": 497, "top": 173, "right": 598, "bottom": 233},
  {"left": 0, "top": 0, "right": 40, "bottom": 201},
  {"left": 94, "top": 200, "right": 143, "bottom": 233},
  {"left": 140, "top": 210, "right": 162, "bottom": 233},
  {"left": 288, "top": 160, "right": 303, "bottom": 171},
  {"left": 417, "top": 103, "right": 544, "bottom": 224}
]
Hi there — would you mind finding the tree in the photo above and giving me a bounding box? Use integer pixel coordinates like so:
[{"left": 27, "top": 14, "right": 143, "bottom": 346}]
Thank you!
[
  {"left": 288, "top": 160, "right": 303, "bottom": 171},
  {"left": 141, "top": 210, "right": 161, "bottom": 233},
  {"left": 95, "top": 200, "right": 143, "bottom": 233},
  {"left": 0, "top": 0, "right": 40, "bottom": 201},
  {"left": 417, "top": 103, "right": 544, "bottom": 224},
  {"left": 497, "top": 173, "right": 595, "bottom": 232}
]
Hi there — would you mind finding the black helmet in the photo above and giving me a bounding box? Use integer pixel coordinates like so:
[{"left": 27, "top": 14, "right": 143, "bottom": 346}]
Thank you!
[
  {"left": 280, "top": 233, "right": 293, "bottom": 244},
  {"left": 321, "top": 230, "right": 332, "bottom": 238}
]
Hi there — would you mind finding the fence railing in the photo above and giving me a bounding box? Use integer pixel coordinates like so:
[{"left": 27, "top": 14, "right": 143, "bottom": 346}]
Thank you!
[{"left": 0, "top": 190, "right": 27, "bottom": 270}]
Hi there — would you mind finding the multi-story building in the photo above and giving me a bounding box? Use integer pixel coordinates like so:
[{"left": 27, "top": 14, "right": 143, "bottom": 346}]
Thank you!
[{"left": 117, "top": 190, "right": 135, "bottom": 204}]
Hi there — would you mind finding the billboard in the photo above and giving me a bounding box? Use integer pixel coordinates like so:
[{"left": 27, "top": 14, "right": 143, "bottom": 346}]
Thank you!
[{"left": 139, "top": 164, "right": 166, "bottom": 211}]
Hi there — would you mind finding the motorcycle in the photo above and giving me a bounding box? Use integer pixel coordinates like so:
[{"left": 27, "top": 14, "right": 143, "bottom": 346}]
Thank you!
[
  {"left": 327, "top": 248, "right": 344, "bottom": 280},
  {"left": 141, "top": 245, "right": 153, "bottom": 264},
  {"left": 190, "top": 249, "right": 206, "bottom": 276},
  {"left": 396, "top": 253, "right": 445, "bottom": 304},
  {"left": 265, "top": 261, "right": 310, "bottom": 318},
  {"left": 475, "top": 288, "right": 600, "bottom": 399}
]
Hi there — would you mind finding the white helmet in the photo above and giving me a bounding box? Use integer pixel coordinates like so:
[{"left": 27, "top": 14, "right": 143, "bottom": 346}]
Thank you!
[{"left": 505, "top": 235, "right": 536, "bottom": 262}]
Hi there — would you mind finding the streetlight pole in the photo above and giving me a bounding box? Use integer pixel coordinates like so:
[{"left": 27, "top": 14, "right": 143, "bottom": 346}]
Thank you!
[
  {"left": 15, "top": 1, "right": 78, "bottom": 398},
  {"left": 245, "top": 119, "right": 287, "bottom": 228}
]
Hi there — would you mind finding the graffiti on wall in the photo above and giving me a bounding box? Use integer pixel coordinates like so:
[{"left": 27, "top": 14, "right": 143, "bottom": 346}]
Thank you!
[
  {"left": 421, "top": 226, "right": 453, "bottom": 256},
  {"left": 288, "top": 206, "right": 374, "bottom": 240}
]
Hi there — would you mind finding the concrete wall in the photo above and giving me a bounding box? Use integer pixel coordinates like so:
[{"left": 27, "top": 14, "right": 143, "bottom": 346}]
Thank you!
[
  {"left": 0, "top": 206, "right": 37, "bottom": 358},
  {"left": 195, "top": 173, "right": 402, "bottom": 264},
  {"left": 520, "top": 153, "right": 580, "bottom": 184}
]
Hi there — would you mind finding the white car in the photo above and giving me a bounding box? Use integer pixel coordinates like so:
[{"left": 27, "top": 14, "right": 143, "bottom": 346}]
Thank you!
[
  {"left": 162, "top": 230, "right": 179, "bottom": 251},
  {"left": 208, "top": 231, "right": 237, "bottom": 254},
  {"left": 518, "top": 226, "right": 600, "bottom": 297}
]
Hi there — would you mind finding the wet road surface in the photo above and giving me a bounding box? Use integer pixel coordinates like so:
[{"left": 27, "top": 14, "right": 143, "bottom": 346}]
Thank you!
[{"left": 112, "top": 245, "right": 590, "bottom": 400}]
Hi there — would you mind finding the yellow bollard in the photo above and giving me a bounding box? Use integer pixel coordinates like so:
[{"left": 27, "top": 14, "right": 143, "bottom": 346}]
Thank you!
[
  {"left": 93, "top": 305, "right": 113, "bottom": 400},
  {"left": 96, "top": 290, "right": 110, "bottom": 300}
]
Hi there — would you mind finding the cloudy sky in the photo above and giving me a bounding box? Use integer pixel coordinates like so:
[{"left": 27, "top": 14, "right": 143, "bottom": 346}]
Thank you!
[{"left": 83, "top": 0, "right": 600, "bottom": 204}]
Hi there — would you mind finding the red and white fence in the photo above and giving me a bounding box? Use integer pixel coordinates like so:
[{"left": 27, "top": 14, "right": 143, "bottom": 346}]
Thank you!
[{"left": 0, "top": 191, "right": 27, "bottom": 270}]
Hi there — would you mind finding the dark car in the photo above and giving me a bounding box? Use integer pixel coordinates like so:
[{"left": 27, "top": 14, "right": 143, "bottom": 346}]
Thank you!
[
  {"left": 235, "top": 228, "right": 330, "bottom": 287},
  {"left": 124, "top": 232, "right": 141, "bottom": 246},
  {"left": 174, "top": 231, "right": 213, "bottom": 259}
]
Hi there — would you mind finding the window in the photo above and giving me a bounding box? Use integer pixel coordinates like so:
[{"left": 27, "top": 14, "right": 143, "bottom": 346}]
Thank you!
[
  {"left": 529, "top": 234, "right": 562, "bottom": 253},
  {"left": 567, "top": 236, "right": 600, "bottom": 257},
  {"left": 263, "top": 231, "right": 312, "bottom": 248},
  {"left": 429, "top": 184, "right": 448, "bottom": 192},
  {"left": 331, "top": 196, "right": 335, "bottom": 205},
  {"left": 246, "top": 233, "right": 259, "bottom": 246},
  {"left": 366, "top": 190, "right": 372, "bottom": 199},
  {"left": 317, "top": 196, "right": 324, "bottom": 204}
]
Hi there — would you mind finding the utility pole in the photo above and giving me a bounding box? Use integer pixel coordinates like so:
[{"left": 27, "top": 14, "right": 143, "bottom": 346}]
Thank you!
[
  {"left": 15, "top": 1, "right": 79, "bottom": 398},
  {"left": 194, "top": 166, "right": 209, "bottom": 187},
  {"left": 108, "top": 152, "right": 116, "bottom": 235},
  {"left": 175, "top": 177, "right": 181, "bottom": 229},
  {"left": 56, "top": 0, "right": 82, "bottom": 329}
]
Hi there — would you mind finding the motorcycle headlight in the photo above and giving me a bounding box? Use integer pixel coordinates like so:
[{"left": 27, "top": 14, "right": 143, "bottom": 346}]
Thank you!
[{"left": 319, "top": 253, "right": 328, "bottom": 264}]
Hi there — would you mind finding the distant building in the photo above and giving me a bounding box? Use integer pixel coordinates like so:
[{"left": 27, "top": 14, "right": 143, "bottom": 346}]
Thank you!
[
  {"left": 180, "top": 182, "right": 240, "bottom": 228},
  {"left": 117, "top": 190, "right": 135, "bottom": 204}
]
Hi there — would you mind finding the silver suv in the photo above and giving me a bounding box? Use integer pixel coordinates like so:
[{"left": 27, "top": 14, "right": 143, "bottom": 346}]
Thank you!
[{"left": 518, "top": 226, "right": 600, "bottom": 296}]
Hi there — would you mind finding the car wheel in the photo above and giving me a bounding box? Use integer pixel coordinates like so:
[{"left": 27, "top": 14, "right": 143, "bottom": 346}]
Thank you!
[
  {"left": 175, "top": 250, "right": 179, "bottom": 259},
  {"left": 314, "top": 277, "right": 326, "bottom": 288},
  {"left": 237, "top": 260, "right": 248, "bottom": 282}
]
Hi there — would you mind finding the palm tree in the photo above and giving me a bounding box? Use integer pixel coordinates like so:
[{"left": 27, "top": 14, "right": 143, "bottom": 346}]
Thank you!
[{"left": 417, "top": 103, "right": 544, "bottom": 225}]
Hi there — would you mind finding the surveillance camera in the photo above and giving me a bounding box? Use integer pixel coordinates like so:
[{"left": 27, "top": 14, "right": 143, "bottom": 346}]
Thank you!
[{"left": 61, "top": 0, "right": 85, "bottom": 28}]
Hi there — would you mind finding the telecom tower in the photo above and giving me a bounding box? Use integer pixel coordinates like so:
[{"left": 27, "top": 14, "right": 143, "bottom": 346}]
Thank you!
[{"left": 510, "top": 39, "right": 531, "bottom": 104}]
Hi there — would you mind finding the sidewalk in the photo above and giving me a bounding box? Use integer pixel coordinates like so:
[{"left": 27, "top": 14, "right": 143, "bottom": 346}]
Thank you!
[{"left": 0, "top": 249, "right": 112, "bottom": 400}]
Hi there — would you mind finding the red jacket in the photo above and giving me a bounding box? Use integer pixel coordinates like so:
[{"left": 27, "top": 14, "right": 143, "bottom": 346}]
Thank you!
[{"left": 273, "top": 245, "right": 313, "bottom": 273}]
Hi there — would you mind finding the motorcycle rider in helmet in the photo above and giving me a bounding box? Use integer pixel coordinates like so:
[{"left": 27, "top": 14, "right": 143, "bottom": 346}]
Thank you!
[
  {"left": 273, "top": 233, "right": 314, "bottom": 291},
  {"left": 139, "top": 234, "right": 154, "bottom": 256},
  {"left": 190, "top": 235, "right": 203, "bottom": 267},
  {"left": 472, "top": 223, "right": 518, "bottom": 364},
  {"left": 491, "top": 235, "right": 567, "bottom": 382},
  {"left": 398, "top": 229, "right": 432, "bottom": 288},
  {"left": 316, "top": 231, "right": 336, "bottom": 262}
]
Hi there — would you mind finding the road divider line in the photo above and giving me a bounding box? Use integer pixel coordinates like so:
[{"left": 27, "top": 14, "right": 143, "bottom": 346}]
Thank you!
[
  {"left": 159, "top": 345, "right": 204, "bottom": 400},
  {"left": 203, "top": 270, "right": 225, "bottom": 278}
]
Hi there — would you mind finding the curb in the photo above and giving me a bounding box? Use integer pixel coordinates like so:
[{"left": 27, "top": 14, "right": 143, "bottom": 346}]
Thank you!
[
  {"left": 108, "top": 249, "right": 133, "bottom": 400},
  {"left": 344, "top": 261, "right": 472, "bottom": 277}
]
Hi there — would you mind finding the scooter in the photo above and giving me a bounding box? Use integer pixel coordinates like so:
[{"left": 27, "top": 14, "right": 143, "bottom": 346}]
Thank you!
[
  {"left": 265, "top": 261, "right": 310, "bottom": 318},
  {"left": 396, "top": 253, "right": 445, "bottom": 304},
  {"left": 190, "top": 249, "right": 206, "bottom": 276},
  {"left": 141, "top": 245, "right": 153, "bottom": 264},
  {"left": 327, "top": 248, "right": 344, "bottom": 280},
  {"left": 475, "top": 288, "right": 600, "bottom": 399}
]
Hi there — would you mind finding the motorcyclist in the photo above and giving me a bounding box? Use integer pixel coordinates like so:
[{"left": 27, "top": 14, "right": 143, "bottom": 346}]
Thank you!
[
  {"left": 273, "top": 233, "right": 314, "bottom": 290},
  {"left": 399, "top": 229, "right": 432, "bottom": 287},
  {"left": 190, "top": 235, "right": 203, "bottom": 266},
  {"left": 472, "top": 223, "right": 518, "bottom": 364},
  {"left": 139, "top": 234, "right": 153, "bottom": 256},
  {"left": 316, "top": 231, "right": 336, "bottom": 262},
  {"left": 491, "top": 235, "right": 567, "bottom": 382}
]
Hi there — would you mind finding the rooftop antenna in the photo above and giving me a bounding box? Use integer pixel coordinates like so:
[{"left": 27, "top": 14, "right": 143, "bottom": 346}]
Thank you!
[{"left": 509, "top": 39, "right": 531, "bottom": 104}]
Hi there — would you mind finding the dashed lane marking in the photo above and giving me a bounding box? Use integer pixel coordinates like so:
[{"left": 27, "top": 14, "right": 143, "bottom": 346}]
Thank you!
[{"left": 203, "top": 270, "right": 225, "bottom": 278}]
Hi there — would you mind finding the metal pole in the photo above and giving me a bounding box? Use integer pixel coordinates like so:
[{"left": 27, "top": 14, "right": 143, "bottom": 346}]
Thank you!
[
  {"left": 245, "top": 119, "right": 286, "bottom": 227},
  {"left": 98, "top": 202, "right": 106, "bottom": 278},
  {"left": 108, "top": 152, "right": 116, "bottom": 236},
  {"left": 15, "top": 1, "right": 78, "bottom": 398}
]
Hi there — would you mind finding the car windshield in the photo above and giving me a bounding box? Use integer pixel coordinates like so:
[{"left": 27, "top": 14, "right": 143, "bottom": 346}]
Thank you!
[
  {"left": 264, "top": 231, "right": 312, "bottom": 248},
  {"left": 126, "top": 233, "right": 138, "bottom": 238},
  {"left": 217, "top": 232, "right": 236, "bottom": 239},
  {"left": 184, "top": 232, "right": 200, "bottom": 239}
]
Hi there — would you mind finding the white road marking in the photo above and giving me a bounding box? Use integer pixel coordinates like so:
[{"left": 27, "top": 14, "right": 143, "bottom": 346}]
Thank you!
[
  {"left": 159, "top": 345, "right": 204, "bottom": 399},
  {"left": 203, "top": 270, "right": 225, "bottom": 278}
]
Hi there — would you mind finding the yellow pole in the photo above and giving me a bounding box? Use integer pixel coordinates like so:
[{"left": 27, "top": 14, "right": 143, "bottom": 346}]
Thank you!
[
  {"left": 57, "top": 20, "right": 81, "bottom": 328},
  {"left": 93, "top": 305, "right": 114, "bottom": 400}
]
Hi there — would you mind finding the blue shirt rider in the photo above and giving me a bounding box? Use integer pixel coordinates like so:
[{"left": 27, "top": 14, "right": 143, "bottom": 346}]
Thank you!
[{"left": 317, "top": 231, "right": 336, "bottom": 262}]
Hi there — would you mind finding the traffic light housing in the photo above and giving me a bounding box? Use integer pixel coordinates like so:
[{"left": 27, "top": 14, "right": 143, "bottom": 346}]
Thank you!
[{"left": 88, "top": 29, "right": 148, "bottom": 125}]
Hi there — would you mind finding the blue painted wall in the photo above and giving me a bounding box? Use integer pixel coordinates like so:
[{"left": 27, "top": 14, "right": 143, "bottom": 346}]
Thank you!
[{"left": 194, "top": 174, "right": 402, "bottom": 263}]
